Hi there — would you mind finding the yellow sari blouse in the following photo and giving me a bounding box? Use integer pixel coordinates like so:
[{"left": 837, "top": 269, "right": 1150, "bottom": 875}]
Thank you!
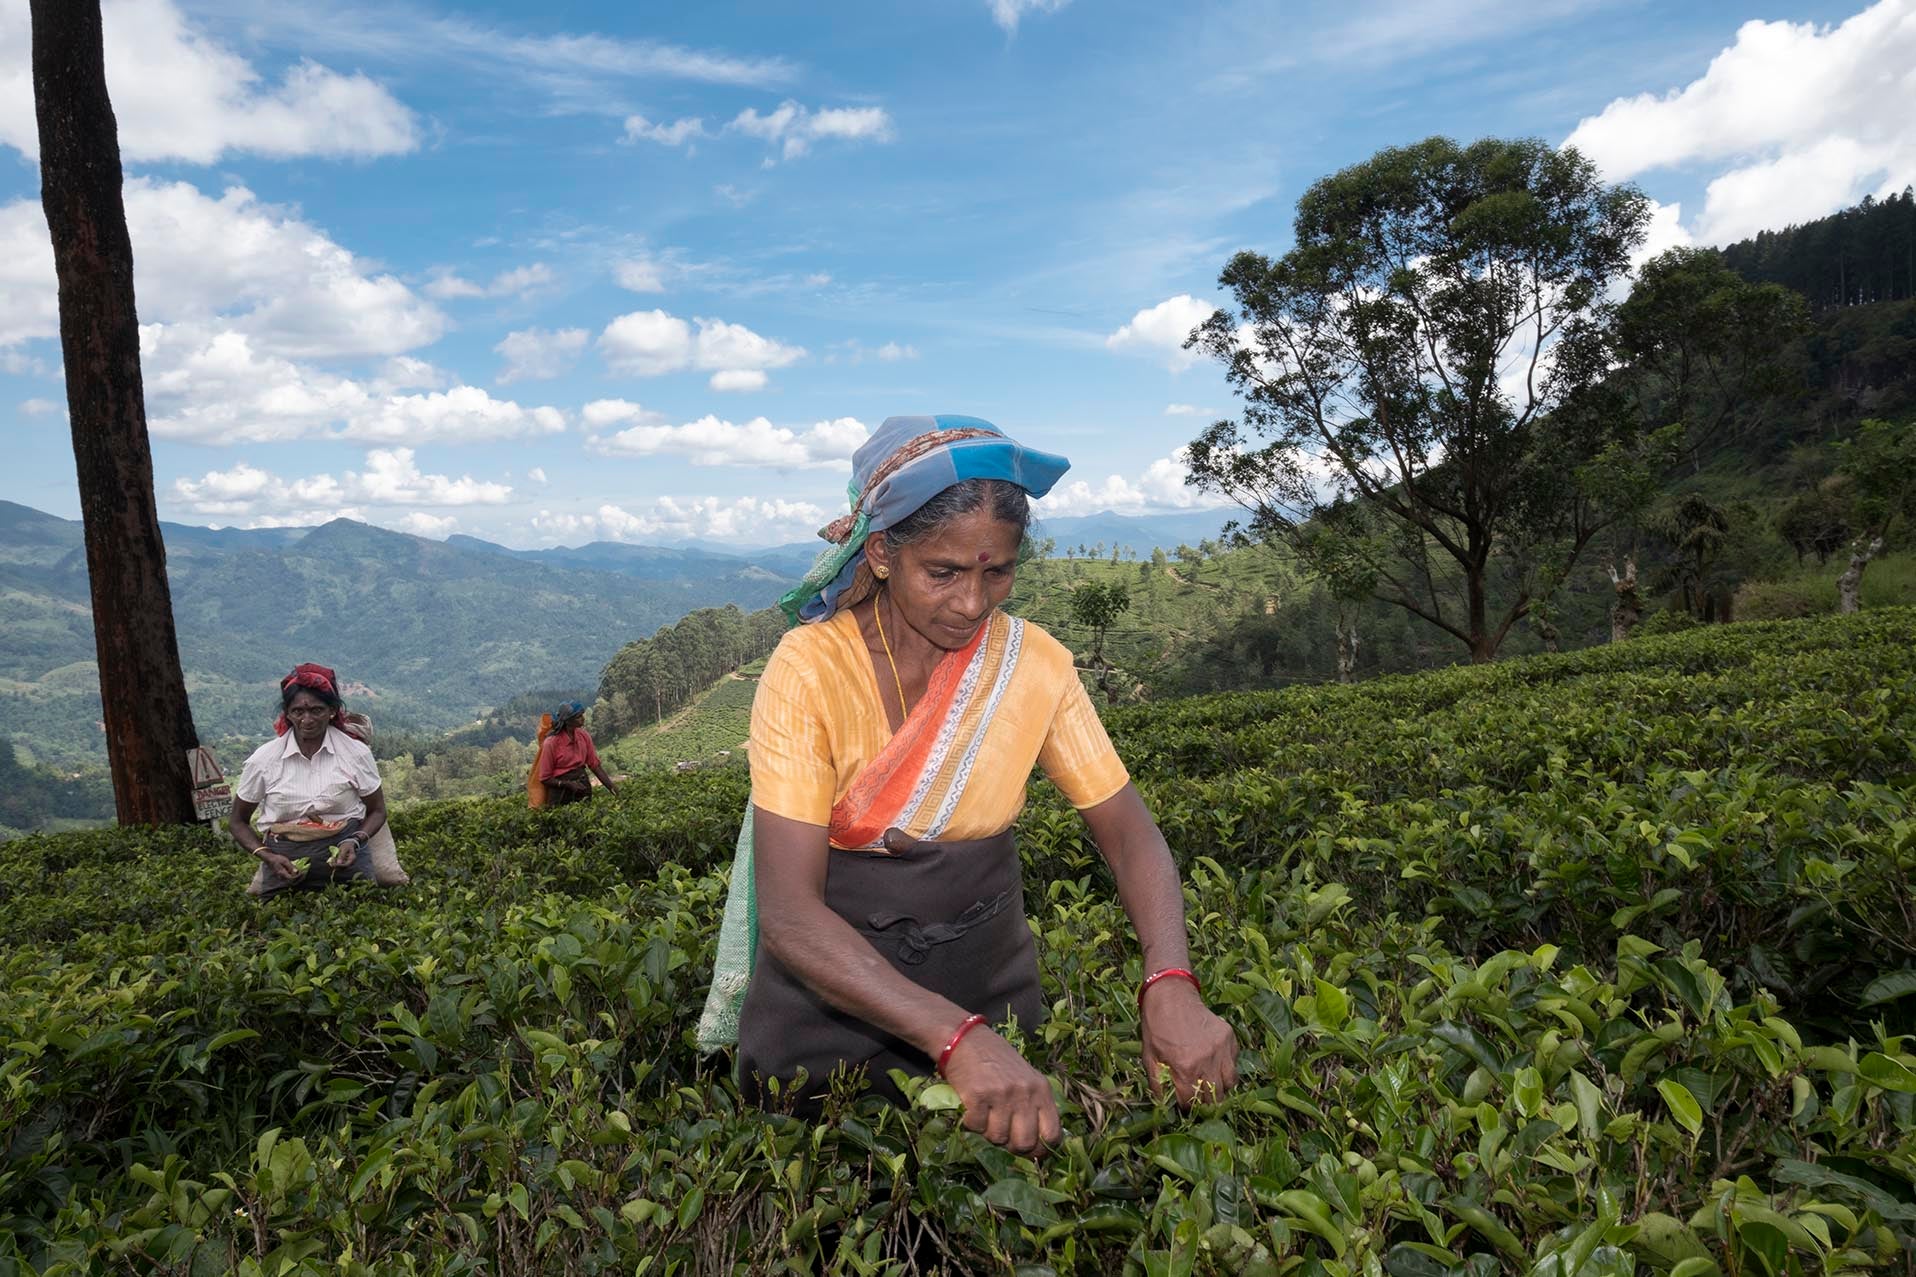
[{"left": 748, "top": 608, "right": 1129, "bottom": 845}]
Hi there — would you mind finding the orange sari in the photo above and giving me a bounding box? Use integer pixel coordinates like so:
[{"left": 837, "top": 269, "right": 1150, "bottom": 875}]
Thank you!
[{"left": 827, "top": 610, "right": 1026, "bottom": 850}]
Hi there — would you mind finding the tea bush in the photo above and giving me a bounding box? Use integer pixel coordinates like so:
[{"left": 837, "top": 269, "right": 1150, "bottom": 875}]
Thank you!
[{"left": 2, "top": 611, "right": 1913, "bottom": 1275}]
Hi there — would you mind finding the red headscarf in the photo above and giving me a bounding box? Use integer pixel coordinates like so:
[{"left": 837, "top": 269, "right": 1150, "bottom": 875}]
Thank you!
[{"left": 274, "top": 662, "right": 348, "bottom": 736}]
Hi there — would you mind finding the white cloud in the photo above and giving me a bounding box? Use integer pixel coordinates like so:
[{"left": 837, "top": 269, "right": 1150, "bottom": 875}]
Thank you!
[
  {"left": 1106, "top": 294, "right": 1220, "bottom": 371},
  {"left": 424, "top": 262, "right": 554, "bottom": 301},
  {"left": 581, "top": 398, "right": 666, "bottom": 429},
  {"left": 709, "top": 369, "right": 768, "bottom": 392},
  {"left": 351, "top": 448, "right": 512, "bottom": 505},
  {"left": 806, "top": 272, "right": 833, "bottom": 287},
  {"left": 987, "top": 0, "right": 1071, "bottom": 33},
  {"left": 1164, "top": 403, "right": 1203, "bottom": 416},
  {"left": 1564, "top": 2, "right": 1916, "bottom": 245},
  {"left": 727, "top": 100, "right": 895, "bottom": 161},
  {"left": 0, "top": 179, "right": 445, "bottom": 357},
  {"left": 597, "top": 309, "right": 804, "bottom": 384},
  {"left": 0, "top": 0, "right": 417, "bottom": 164},
  {"left": 622, "top": 113, "right": 706, "bottom": 146},
  {"left": 614, "top": 256, "right": 667, "bottom": 293},
  {"left": 1632, "top": 199, "right": 1696, "bottom": 269},
  {"left": 1035, "top": 448, "right": 1223, "bottom": 516},
  {"left": 171, "top": 450, "right": 510, "bottom": 524},
  {"left": 18, "top": 397, "right": 58, "bottom": 417},
  {"left": 394, "top": 512, "right": 459, "bottom": 538},
  {"left": 875, "top": 341, "right": 917, "bottom": 361},
  {"left": 588, "top": 414, "right": 868, "bottom": 470},
  {"left": 527, "top": 467, "right": 549, "bottom": 484},
  {"left": 139, "top": 324, "right": 566, "bottom": 444},
  {"left": 494, "top": 327, "right": 589, "bottom": 382},
  {"left": 532, "top": 495, "right": 827, "bottom": 545}
]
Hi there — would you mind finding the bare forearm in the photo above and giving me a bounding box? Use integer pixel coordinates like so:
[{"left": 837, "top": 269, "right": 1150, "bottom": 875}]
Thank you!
[
  {"left": 761, "top": 900, "right": 970, "bottom": 1059},
  {"left": 1086, "top": 787, "right": 1192, "bottom": 972},
  {"left": 1106, "top": 829, "right": 1192, "bottom": 972}
]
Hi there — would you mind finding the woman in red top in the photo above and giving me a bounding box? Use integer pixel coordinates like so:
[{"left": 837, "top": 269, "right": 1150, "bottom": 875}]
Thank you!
[{"left": 537, "top": 700, "right": 619, "bottom": 804}]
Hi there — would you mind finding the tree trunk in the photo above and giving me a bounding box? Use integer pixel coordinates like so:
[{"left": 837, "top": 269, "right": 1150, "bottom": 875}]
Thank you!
[
  {"left": 32, "top": 0, "right": 199, "bottom": 824},
  {"left": 1608, "top": 557, "right": 1641, "bottom": 643},
  {"left": 1537, "top": 617, "right": 1560, "bottom": 654},
  {"left": 1837, "top": 536, "right": 1883, "bottom": 614},
  {"left": 1334, "top": 608, "right": 1358, "bottom": 684},
  {"left": 1465, "top": 562, "right": 1494, "bottom": 663}
]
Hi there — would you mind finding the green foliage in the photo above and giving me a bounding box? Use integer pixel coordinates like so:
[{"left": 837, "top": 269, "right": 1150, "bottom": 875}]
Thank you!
[
  {"left": 605, "top": 670, "right": 761, "bottom": 774},
  {"left": 1187, "top": 136, "right": 1654, "bottom": 663},
  {"left": 595, "top": 605, "right": 784, "bottom": 741},
  {"left": 1720, "top": 187, "right": 1916, "bottom": 309},
  {"left": 2, "top": 611, "right": 1914, "bottom": 1274}
]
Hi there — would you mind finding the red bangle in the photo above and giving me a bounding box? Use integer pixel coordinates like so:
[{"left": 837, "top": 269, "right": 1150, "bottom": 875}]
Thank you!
[
  {"left": 1138, "top": 967, "right": 1201, "bottom": 1012},
  {"left": 936, "top": 1013, "right": 988, "bottom": 1076}
]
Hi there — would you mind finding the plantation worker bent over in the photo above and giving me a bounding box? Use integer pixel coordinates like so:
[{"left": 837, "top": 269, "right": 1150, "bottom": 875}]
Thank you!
[
  {"left": 536, "top": 700, "right": 619, "bottom": 805},
  {"left": 230, "top": 663, "right": 410, "bottom": 895},
  {"left": 698, "top": 416, "right": 1238, "bottom": 1151}
]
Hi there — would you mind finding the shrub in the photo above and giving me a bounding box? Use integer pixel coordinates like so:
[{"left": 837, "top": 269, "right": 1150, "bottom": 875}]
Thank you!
[{"left": 2, "top": 609, "right": 1914, "bottom": 1275}]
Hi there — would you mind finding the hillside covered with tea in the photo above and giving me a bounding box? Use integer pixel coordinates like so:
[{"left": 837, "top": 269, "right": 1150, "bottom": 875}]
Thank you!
[{"left": 2, "top": 609, "right": 1912, "bottom": 1275}]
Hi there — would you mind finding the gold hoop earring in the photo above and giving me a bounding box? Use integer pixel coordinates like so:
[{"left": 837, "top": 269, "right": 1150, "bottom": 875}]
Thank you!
[{"left": 874, "top": 565, "right": 890, "bottom": 579}]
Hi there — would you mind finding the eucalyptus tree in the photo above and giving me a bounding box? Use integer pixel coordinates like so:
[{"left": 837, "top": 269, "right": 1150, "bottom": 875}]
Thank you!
[
  {"left": 1186, "top": 136, "right": 1650, "bottom": 663},
  {"left": 31, "top": 0, "right": 199, "bottom": 821}
]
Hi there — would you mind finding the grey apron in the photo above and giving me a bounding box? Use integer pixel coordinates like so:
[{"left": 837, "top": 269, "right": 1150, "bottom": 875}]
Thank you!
[{"left": 736, "top": 827, "right": 1042, "bottom": 1113}]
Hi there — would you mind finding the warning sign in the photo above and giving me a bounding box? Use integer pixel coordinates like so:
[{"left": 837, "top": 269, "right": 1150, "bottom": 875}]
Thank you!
[
  {"left": 187, "top": 746, "right": 225, "bottom": 787},
  {"left": 187, "top": 747, "right": 230, "bottom": 823},
  {"left": 193, "top": 783, "right": 234, "bottom": 823}
]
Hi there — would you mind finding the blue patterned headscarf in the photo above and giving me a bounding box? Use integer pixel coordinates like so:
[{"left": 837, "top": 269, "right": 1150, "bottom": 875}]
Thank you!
[{"left": 777, "top": 415, "right": 1070, "bottom": 626}]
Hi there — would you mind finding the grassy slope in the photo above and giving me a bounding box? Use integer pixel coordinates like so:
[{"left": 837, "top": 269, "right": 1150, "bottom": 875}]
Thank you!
[{"left": 602, "top": 658, "right": 765, "bottom": 773}]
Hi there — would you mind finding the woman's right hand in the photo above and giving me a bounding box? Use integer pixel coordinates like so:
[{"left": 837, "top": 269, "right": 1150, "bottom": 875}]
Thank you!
[
  {"left": 259, "top": 850, "right": 301, "bottom": 881},
  {"left": 941, "top": 1027, "right": 1062, "bottom": 1155}
]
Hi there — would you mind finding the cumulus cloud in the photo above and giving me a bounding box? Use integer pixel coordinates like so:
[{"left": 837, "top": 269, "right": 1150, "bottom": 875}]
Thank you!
[
  {"left": 709, "top": 369, "right": 768, "bottom": 392},
  {"left": 393, "top": 512, "right": 459, "bottom": 537},
  {"left": 423, "top": 262, "right": 555, "bottom": 301},
  {"left": 19, "top": 397, "right": 59, "bottom": 417},
  {"left": 597, "top": 309, "right": 805, "bottom": 385},
  {"left": 527, "top": 467, "right": 549, "bottom": 484},
  {"left": 986, "top": 0, "right": 1071, "bottom": 33},
  {"left": 1034, "top": 448, "right": 1224, "bottom": 517},
  {"left": 587, "top": 415, "right": 868, "bottom": 470},
  {"left": 1106, "top": 295, "right": 1220, "bottom": 371},
  {"left": 171, "top": 450, "right": 510, "bottom": 527},
  {"left": 0, "top": 0, "right": 417, "bottom": 164},
  {"left": 0, "top": 179, "right": 445, "bottom": 357},
  {"left": 1564, "top": 2, "right": 1916, "bottom": 245},
  {"left": 622, "top": 113, "right": 707, "bottom": 146},
  {"left": 581, "top": 398, "right": 666, "bottom": 429},
  {"left": 139, "top": 324, "right": 565, "bottom": 444},
  {"left": 727, "top": 100, "right": 895, "bottom": 161},
  {"left": 494, "top": 327, "right": 589, "bottom": 382},
  {"left": 1164, "top": 403, "right": 1203, "bottom": 416},
  {"left": 532, "top": 495, "right": 827, "bottom": 545}
]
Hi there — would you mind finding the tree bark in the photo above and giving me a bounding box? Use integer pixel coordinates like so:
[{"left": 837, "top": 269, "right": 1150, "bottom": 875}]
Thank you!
[
  {"left": 1465, "top": 562, "right": 1493, "bottom": 663},
  {"left": 32, "top": 0, "right": 199, "bottom": 824},
  {"left": 1334, "top": 607, "right": 1358, "bottom": 684},
  {"left": 1608, "top": 557, "right": 1641, "bottom": 643},
  {"left": 1837, "top": 536, "right": 1883, "bottom": 614}
]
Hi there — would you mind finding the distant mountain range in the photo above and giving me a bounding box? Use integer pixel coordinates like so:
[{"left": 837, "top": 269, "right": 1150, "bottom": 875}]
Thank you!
[
  {"left": 0, "top": 500, "right": 1236, "bottom": 768},
  {"left": 0, "top": 501, "right": 802, "bottom": 767}
]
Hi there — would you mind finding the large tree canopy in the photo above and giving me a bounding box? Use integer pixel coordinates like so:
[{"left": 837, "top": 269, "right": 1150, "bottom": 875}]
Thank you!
[{"left": 1186, "top": 136, "right": 1651, "bottom": 662}]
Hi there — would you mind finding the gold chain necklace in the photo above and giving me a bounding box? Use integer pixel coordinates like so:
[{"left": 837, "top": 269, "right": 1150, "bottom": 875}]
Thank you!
[{"left": 872, "top": 591, "right": 910, "bottom": 720}]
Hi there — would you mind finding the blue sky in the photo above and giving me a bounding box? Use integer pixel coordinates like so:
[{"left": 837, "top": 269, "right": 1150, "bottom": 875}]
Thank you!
[{"left": 0, "top": 0, "right": 1906, "bottom": 548}]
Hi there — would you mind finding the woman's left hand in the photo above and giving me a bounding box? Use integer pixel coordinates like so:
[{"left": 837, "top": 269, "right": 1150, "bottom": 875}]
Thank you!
[
  {"left": 329, "top": 838, "right": 360, "bottom": 869},
  {"left": 1140, "top": 980, "right": 1238, "bottom": 1107}
]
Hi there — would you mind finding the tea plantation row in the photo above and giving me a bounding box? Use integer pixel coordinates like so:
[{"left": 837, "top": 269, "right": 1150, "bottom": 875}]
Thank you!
[{"left": 1, "top": 610, "right": 1913, "bottom": 1275}]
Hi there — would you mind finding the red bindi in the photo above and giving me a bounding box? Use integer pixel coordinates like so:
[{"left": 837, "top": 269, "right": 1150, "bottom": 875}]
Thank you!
[{"left": 977, "top": 552, "right": 991, "bottom": 562}]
